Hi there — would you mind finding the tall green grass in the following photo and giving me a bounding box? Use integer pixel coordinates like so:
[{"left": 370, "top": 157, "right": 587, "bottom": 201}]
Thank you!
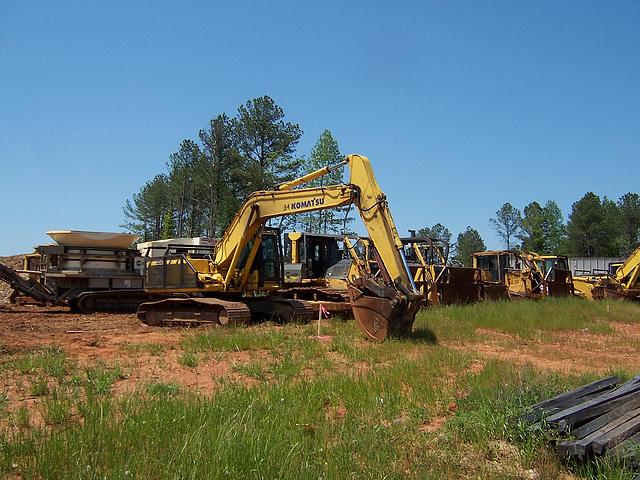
[
  {"left": 415, "top": 297, "right": 640, "bottom": 341},
  {"left": 2, "top": 299, "right": 639, "bottom": 479},
  {"left": 3, "top": 353, "right": 628, "bottom": 479},
  {"left": 1, "top": 348, "right": 468, "bottom": 479}
]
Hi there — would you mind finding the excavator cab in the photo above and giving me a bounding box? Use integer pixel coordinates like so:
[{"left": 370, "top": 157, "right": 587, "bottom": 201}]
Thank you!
[
  {"left": 144, "top": 227, "right": 284, "bottom": 291},
  {"left": 283, "top": 232, "right": 345, "bottom": 284}
]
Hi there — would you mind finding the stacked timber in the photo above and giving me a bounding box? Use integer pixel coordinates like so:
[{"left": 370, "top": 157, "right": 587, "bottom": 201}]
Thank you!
[{"left": 522, "top": 374, "right": 640, "bottom": 467}]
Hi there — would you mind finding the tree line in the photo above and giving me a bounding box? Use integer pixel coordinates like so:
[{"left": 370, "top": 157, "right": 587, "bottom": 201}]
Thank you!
[
  {"left": 124, "top": 96, "right": 638, "bottom": 265},
  {"left": 419, "top": 192, "right": 640, "bottom": 266},
  {"left": 123, "top": 96, "right": 350, "bottom": 241}
]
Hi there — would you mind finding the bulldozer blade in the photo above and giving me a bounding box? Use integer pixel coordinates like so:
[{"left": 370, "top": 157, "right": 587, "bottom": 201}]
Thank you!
[{"left": 348, "top": 284, "right": 419, "bottom": 341}]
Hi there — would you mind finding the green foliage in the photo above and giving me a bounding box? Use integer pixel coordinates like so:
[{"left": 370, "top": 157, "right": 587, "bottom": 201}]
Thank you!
[
  {"left": 145, "top": 382, "right": 180, "bottom": 398},
  {"left": 567, "top": 192, "right": 621, "bottom": 256},
  {"left": 122, "top": 342, "right": 166, "bottom": 356},
  {"left": 542, "top": 200, "right": 567, "bottom": 253},
  {"left": 519, "top": 201, "right": 545, "bottom": 252},
  {"left": 489, "top": 202, "right": 522, "bottom": 249},
  {"left": 415, "top": 297, "right": 638, "bottom": 341},
  {"left": 180, "top": 327, "right": 289, "bottom": 353},
  {"left": 123, "top": 96, "right": 304, "bottom": 241},
  {"left": 166, "top": 139, "right": 206, "bottom": 238},
  {"left": 452, "top": 226, "right": 486, "bottom": 266},
  {"left": 233, "top": 95, "right": 303, "bottom": 194},
  {"left": 519, "top": 200, "right": 567, "bottom": 254},
  {"left": 617, "top": 193, "right": 640, "bottom": 256},
  {"left": 417, "top": 223, "right": 452, "bottom": 247},
  {"left": 198, "top": 113, "right": 240, "bottom": 237},
  {"left": 15, "top": 406, "right": 29, "bottom": 428},
  {"left": 29, "top": 376, "right": 49, "bottom": 397},
  {"left": 122, "top": 174, "right": 172, "bottom": 241},
  {"left": 5, "top": 301, "right": 640, "bottom": 479},
  {"left": 177, "top": 352, "right": 199, "bottom": 368},
  {"left": 84, "top": 363, "right": 124, "bottom": 397},
  {"left": 161, "top": 209, "right": 175, "bottom": 239},
  {"left": 40, "top": 389, "right": 72, "bottom": 425},
  {"left": 5, "top": 346, "right": 69, "bottom": 380},
  {"left": 297, "top": 130, "right": 350, "bottom": 233}
]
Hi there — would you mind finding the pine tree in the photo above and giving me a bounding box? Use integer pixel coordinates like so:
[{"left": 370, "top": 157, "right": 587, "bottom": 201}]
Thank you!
[
  {"left": 122, "top": 174, "right": 171, "bottom": 241},
  {"left": 452, "top": 227, "right": 486, "bottom": 267},
  {"left": 233, "top": 96, "right": 303, "bottom": 194},
  {"left": 299, "top": 130, "right": 350, "bottom": 234},
  {"left": 198, "top": 114, "right": 238, "bottom": 237},
  {"left": 519, "top": 202, "right": 546, "bottom": 252},
  {"left": 489, "top": 203, "right": 522, "bottom": 249},
  {"left": 567, "top": 192, "right": 621, "bottom": 256},
  {"left": 618, "top": 193, "right": 640, "bottom": 256}
]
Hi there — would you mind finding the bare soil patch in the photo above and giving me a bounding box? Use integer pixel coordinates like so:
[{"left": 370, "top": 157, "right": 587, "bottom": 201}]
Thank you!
[{"left": 445, "top": 325, "right": 640, "bottom": 374}]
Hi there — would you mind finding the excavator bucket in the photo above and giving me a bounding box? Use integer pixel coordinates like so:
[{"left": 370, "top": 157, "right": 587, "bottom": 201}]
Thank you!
[{"left": 348, "top": 283, "right": 420, "bottom": 341}]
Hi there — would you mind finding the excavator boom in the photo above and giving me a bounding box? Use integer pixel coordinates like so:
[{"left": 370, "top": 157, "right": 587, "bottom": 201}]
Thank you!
[{"left": 615, "top": 245, "right": 640, "bottom": 289}]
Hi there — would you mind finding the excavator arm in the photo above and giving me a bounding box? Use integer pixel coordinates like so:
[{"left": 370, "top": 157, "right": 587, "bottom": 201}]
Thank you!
[
  {"left": 211, "top": 155, "right": 416, "bottom": 293},
  {"left": 615, "top": 245, "right": 640, "bottom": 290}
]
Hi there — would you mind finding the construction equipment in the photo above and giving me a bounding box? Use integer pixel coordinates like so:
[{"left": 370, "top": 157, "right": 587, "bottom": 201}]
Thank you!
[
  {"left": 472, "top": 250, "right": 573, "bottom": 300},
  {"left": 573, "top": 245, "right": 640, "bottom": 300},
  {"left": 403, "top": 235, "right": 482, "bottom": 305},
  {"left": 0, "top": 231, "right": 155, "bottom": 311},
  {"left": 279, "top": 231, "right": 354, "bottom": 314},
  {"left": 136, "top": 154, "right": 422, "bottom": 340}
]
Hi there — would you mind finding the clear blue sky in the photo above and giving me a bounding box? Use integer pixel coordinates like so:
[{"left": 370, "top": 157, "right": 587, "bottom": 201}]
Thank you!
[{"left": 1, "top": 1, "right": 638, "bottom": 255}]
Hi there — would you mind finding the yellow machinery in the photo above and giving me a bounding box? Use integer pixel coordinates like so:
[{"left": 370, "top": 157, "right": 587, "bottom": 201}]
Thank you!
[
  {"left": 279, "top": 231, "right": 355, "bottom": 314},
  {"left": 573, "top": 246, "right": 640, "bottom": 300},
  {"left": 472, "top": 250, "right": 573, "bottom": 299},
  {"left": 137, "top": 154, "right": 421, "bottom": 340},
  {"left": 403, "top": 236, "right": 482, "bottom": 305}
]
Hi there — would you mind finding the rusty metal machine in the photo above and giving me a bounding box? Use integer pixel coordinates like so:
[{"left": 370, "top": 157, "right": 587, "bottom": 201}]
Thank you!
[
  {"left": 0, "top": 231, "right": 153, "bottom": 311},
  {"left": 403, "top": 235, "right": 482, "bottom": 305},
  {"left": 472, "top": 250, "right": 573, "bottom": 300},
  {"left": 136, "top": 154, "right": 421, "bottom": 340},
  {"left": 572, "top": 245, "right": 640, "bottom": 300}
]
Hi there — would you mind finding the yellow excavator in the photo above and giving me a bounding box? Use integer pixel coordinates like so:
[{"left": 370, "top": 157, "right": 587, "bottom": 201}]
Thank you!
[
  {"left": 136, "top": 154, "right": 421, "bottom": 340},
  {"left": 573, "top": 246, "right": 640, "bottom": 300}
]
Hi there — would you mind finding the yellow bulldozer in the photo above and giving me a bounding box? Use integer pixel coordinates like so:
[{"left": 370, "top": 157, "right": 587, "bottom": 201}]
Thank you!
[
  {"left": 472, "top": 250, "right": 573, "bottom": 300},
  {"left": 402, "top": 235, "right": 482, "bottom": 305},
  {"left": 136, "top": 154, "right": 422, "bottom": 340}
]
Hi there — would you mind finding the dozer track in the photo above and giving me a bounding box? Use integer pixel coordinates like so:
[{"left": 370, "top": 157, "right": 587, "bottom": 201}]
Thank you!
[{"left": 136, "top": 296, "right": 314, "bottom": 327}]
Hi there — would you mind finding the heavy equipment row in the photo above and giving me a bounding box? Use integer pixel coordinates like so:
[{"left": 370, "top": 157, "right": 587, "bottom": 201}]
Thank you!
[{"left": 2, "top": 153, "right": 639, "bottom": 342}]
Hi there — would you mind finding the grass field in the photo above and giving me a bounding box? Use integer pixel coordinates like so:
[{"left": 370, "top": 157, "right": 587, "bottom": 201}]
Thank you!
[{"left": 1, "top": 298, "right": 640, "bottom": 479}]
